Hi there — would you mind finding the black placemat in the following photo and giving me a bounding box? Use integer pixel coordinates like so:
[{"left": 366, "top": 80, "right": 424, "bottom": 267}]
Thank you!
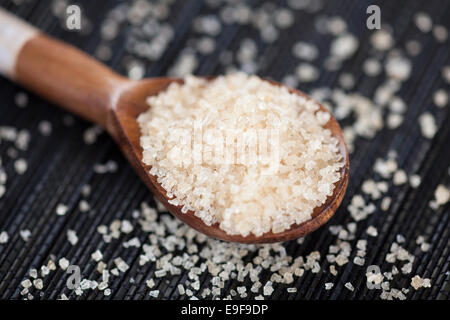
[{"left": 0, "top": 0, "right": 449, "bottom": 300}]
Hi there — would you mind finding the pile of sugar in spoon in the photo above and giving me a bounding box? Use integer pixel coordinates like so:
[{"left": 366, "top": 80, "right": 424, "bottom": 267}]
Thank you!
[{"left": 1, "top": 0, "right": 449, "bottom": 300}]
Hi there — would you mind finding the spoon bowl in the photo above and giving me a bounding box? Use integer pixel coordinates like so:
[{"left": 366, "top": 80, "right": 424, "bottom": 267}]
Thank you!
[
  {"left": 112, "top": 78, "right": 350, "bottom": 243},
  {"left": 1, "top": 9, "right": 349, "bottom": 243}
]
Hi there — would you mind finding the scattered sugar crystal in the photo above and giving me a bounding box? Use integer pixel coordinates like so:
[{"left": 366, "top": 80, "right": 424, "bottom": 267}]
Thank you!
[
  {"left": 330, "top": 34, "right": 359, "bottom": 60},
  {"left": 178, "top": 284, "right": 185, "bottom": 295},
  {"left": 329, "top": 225, "right": 342, "bottom": 235},
  {"left": 149, "top": 290, "right": 159, "bottom": 297},
  {"left": 433, "top": 89, "right": 448, "bottom": 108},
  {"left": 20, "top": 229, "right": 31, "bottom": 242},
  {"left": 80, "top": 279, "right": 91, "bottom": 290},
  {"left": 123, "top": 237, "right": 141, "bottom": 248},
  {"left": 356, "top": 240, "right": 367, "bottom": 251},
  {"left": 418, "top": 112, "right": 437, "bottom": 139},
  {"left": 16, "top": 130, "right": 30, "bottom": 150},
  {"left": 38, "top": 121, "right": 52, "bottom": 136},
  {"left": 335, "top": 255, "right": 348, "bottom": 266},
  {"left": 94, "top": 160, "right": 118, "bottom": 174},
  {"left": 274, "top": 8, "right": 294, "bottom": 29},
  {"left": 67, "top": 230, "right": 78, "bottom": 245},
  {"left": 287, "top": 287, "right": 297, "bottom": 293},
  {"left": 102, "top": 270, "right": 110, "bottom": 283},
  {"left": 0, "top": 231, "right": 9, "bottom": 243},
  {"left": 416, "top": 235, "right": 425, "bottom": 245},
  {"left": 21, "top": 279, "right": 32, "bottom": 288},
  {"left": 433, "top": 25, "right": 448, "bottom": 42},
  {"left": 56, "top": 204, "right": 68, "bottom": 216},
  {"left": 381, "top": 288, "right": 406, "bottom": 300},
  {"left": 406, "top": 40, "right": 422, "bottom": 56},
  {"left": 155, "top": 270, "right": 166, "bottom": 278},
  {"left": 381, "top": 197, "right": 391, "bottom": 211},
  {"left": 361, "top": 179, "right": 381, "bottom": 199},
  {"left": 389, "top": 97, "right": 406, "bottom": 113},
  {"left": 194, "top": 15, "right": 221, "bottom": 36},
  {"left": 393, "top": 170, "right": 407, "bottom": 185},
  {"left": 59, "top": 258, "right": 70, "bottom": 270},
  {"left": 127, "top": 60, "right": 145, "bottom": 80},
  {"left": 83, "top": 125, "right": 102, "bottom": 144},
  {"left": 114, "top": 258, "right": 129, "bottom": 272},
  {"left": 296, "top": 63, "right": 319, "bottom": 82},
  {"left": 97, "top": 225, "right": 107, "bottom": 234},
  {"left": 344, "top": 282, "right": 354, "bottom": 291},
  {"left": 363, "top": 58, "right": 382, "bottom": 76},
  {"left": 353, "top": 257, "right": 365, "bottom": 266},
  {"left": 414, "top": 12, "right": 433, "bottom": 33},
  {"left": 409, "top": 174, "right": 421, "bottom": 188},
  {"left": 292, "top": 41, "right": 318, "bottom": 61},
  {"left": 338, "top": 73, "right": 354, "bottom": 89},
  {"left": 29, "top": 269, "right": 38, "bottom": 279},
  {"left": 433, "top": 184, "right": 450, "bottom": 205},
  {"left": 442, "top": 66, "right": 450, "bottom": 83},
  {"left": 263, "top": 282, "right": 274, "bottom": 296},
  {"left": 327, "top": 16, "right": 347, "bottom": 35},
  {"left": 33, "top": 279, "right": 43, "bottom": 290},
  {"left": 196, "top": 37, "right": 216, "bottom": 55},
  {"left": 366, "top": 226, "right": 378, "bottom": 237},
  {"left": 79, "top": 200, "right": 90, "bottom": 212},
  {"left": 387, "top": 113, "right": 403, "bottom": 129},
  {"left": 98, "top": 281, "right": 108, "bottom": 290},
  {"left": 325, "top": 283, "right": 334, "bottom": 290},
  {"left": 14, "top": 158, "right": 28, "bottom": 175},
  {"left": 396, "top": 234, "right": 405, "bottom": 243},
  {"left": 329, "top": 265, "right": 338, "bottom": 276},
  {"left": 88, "top": 281, "right": 98, "bottom": 290},
  {"left": 146, "top": 279, "right": 155, "bottom": 288},
  {"left": 91, "top": 250, "right": 103, "bottom": 262},
  {"left": 81, "top": 184, "right": 91, "bottom": 197},
  {"left": 357, "top": 250, "right": 366, "bottom": 257},
  {"left": 420, "top": 242, "right": 430, "bottom": 252},
  {"left": 96, "top": 262, "right": 106, "bottom": 273},
  {"left": 401, "top": 262, "right": 413, "bottom": 274},
  {"left": 169, "top": 50, "right": 198, "bottom": 76},
  {"left": 261, "top": 25, "right": 279, "bottom": 43},
  {"left": 411, "top": 275, "right": 431, "bottom": 290},
  {"left": 370, "top": 29, "right": 394, "bottom": 51},
  {"left": 41, "top": 265, "right": 50, "bottom": 276},
  {"left": 121, "top": 220, "right": 134, "bottom": 234},
  {"left": 385, "top": 56, "right": 411, "bottom": 81},
  {"left": 15, "top": 92, "right": 28, "bottom": 107}
]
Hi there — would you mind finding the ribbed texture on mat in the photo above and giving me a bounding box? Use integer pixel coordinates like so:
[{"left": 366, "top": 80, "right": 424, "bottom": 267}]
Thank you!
[{"left": 0, "top": 0, "right": 448, "bottom": 300}]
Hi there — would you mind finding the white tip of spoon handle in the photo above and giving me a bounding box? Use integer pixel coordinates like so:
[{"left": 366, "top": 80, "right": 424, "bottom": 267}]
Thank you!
[{"left": 0, "top": 8, "right": 38, "bottom": 79}]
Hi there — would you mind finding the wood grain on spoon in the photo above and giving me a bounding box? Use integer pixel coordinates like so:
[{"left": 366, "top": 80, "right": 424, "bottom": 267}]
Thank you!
[{"left": 5, "top": 13, "right": 349, "bottom": 243}]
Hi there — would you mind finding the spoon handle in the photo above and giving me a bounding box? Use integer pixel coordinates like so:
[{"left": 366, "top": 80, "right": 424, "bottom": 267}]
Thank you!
[{"left": 0, "top": 9, "right": 129, "bottom": 129}]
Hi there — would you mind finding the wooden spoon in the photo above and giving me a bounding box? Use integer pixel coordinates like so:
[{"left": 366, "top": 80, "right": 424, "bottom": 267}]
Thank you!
[{"left": 0, "top": 10, "right": 349, "bottom": 243}]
